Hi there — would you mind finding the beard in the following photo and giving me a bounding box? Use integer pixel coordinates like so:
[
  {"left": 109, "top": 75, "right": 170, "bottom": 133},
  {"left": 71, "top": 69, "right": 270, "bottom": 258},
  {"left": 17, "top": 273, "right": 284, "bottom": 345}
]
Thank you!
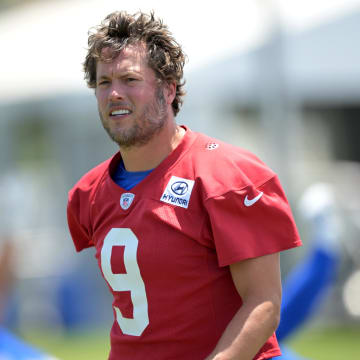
[{"left": 99, "top": 86, "right": 168, "bottom": 149}]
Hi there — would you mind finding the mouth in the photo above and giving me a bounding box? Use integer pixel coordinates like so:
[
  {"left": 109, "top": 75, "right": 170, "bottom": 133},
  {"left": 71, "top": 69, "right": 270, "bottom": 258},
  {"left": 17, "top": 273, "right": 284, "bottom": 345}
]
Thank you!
[{"left": 109, "top": 108, "right": 132, "bottom": 118}]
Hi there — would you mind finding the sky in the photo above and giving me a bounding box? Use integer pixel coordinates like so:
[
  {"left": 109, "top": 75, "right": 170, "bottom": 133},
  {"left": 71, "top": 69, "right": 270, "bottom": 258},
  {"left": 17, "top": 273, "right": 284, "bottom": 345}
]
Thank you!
[{"left": 1, "top": 0, "right": 360, "bottom": 103}]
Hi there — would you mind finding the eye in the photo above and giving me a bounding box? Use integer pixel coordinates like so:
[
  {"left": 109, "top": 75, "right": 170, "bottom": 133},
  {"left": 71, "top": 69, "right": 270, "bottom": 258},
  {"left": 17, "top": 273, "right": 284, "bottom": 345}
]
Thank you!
[
  {"left": 127, "top": 77, "right": 137, "bottom": 83},
  {"left": 98, "top": 79, "right": 110, "bottom": 86}
]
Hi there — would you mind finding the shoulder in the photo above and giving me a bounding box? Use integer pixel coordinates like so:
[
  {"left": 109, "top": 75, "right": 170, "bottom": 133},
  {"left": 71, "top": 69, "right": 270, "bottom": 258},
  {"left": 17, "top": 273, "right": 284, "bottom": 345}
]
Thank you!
[
  {"left": 189, "top": 131, "right": 276, "bottom": 198},
  {"left": 68, "top": 155, "right": 114, "bottom": 203}
]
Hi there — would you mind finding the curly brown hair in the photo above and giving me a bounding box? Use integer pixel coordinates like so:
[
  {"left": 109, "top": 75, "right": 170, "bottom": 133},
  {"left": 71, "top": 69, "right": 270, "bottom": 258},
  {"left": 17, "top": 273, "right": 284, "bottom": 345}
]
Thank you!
[{"left": 84, "top": 11, "right": 186, "bottom": 116}]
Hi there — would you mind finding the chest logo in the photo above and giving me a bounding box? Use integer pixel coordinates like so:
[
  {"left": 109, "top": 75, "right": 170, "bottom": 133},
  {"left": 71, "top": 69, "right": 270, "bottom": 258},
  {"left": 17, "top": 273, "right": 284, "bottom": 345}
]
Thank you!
[
  {"left": 161, "top": 176, "right": 195, "bottom": 209},
  {"left": 120, "top": 192, "right": 135, "bottom": 210},
  {"left": 171, "top": 181, "right": 189, "bottom": 196}
]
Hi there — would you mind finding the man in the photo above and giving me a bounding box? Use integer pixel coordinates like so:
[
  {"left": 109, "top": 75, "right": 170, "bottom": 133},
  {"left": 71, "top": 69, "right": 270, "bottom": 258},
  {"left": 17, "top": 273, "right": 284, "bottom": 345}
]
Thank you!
[{"left": 67, "top": 11, "right": 302, "bottom": 360}]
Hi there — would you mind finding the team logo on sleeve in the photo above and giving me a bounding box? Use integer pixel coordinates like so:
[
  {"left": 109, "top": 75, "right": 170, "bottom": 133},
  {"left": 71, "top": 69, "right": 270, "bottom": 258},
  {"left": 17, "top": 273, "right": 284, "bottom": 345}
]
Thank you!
[
  {"left": 120, "top": 193, "right": 135, "bottom": 210},
  {"left": 160, "top": 176, "right": 195, "bottom": 209}
]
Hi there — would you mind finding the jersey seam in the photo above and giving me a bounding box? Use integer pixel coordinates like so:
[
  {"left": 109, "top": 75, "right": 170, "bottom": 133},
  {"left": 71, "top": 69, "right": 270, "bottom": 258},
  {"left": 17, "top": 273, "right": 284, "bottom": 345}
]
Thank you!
[
  {"left": 203, "top": 173, "right": 276, "bottom": 203},
  {"left": 161, "top": 129, "right": 199, "bottom": 176},
  {"left": 205, "top": 249, "right": 219, "bottom": 347}
]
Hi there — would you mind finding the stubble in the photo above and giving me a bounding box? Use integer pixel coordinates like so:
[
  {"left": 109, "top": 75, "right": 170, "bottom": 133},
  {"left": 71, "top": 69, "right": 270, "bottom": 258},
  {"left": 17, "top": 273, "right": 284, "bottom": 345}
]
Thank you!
[{"left": 99, "top": 85, "right": 168, "bottom": 149}]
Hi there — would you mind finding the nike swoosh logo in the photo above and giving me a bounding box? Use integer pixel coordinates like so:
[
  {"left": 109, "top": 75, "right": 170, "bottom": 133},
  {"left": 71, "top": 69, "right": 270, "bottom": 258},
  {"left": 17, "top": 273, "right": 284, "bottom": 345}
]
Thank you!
[{"left": 244, "top": 192, "right": 263, "bottom": 207}]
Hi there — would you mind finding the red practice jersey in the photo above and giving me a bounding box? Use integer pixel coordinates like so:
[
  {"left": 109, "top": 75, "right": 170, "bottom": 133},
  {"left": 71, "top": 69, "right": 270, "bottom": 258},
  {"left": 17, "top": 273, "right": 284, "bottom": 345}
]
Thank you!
[{"left": 67, "top": 126, "right": 301, "bottom": 360}]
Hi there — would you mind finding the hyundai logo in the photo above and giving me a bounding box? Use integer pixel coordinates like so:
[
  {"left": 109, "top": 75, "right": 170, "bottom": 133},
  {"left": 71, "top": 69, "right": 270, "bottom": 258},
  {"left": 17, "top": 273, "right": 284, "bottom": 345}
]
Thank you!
[{"left": 171, "top": 181, "right": 189, "bottom": 196}]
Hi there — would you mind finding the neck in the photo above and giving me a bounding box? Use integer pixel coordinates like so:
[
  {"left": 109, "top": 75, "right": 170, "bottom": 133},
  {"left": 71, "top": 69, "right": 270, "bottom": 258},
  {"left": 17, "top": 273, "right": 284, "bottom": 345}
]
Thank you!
[{"left": 119, "top": 121, "right": 185, "bottom": 172}]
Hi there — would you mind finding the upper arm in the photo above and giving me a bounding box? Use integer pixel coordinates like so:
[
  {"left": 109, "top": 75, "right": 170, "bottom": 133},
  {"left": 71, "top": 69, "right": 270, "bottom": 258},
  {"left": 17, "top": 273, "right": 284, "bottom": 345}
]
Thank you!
[{"left": 229, "top": 253, "right": 282, "bottom": 306}]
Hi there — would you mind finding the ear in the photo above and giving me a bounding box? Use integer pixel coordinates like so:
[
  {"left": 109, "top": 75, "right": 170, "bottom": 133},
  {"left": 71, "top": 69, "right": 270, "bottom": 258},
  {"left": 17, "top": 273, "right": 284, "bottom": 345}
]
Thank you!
[{"left": 164, "top": 81, "right": 176, "bottom": 106}]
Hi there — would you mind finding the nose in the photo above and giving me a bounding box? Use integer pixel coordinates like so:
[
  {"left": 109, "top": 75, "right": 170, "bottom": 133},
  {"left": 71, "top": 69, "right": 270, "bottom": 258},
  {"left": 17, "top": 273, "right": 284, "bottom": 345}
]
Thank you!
[{"left": 108, "top": 82, "right": 125, "bottom": 101}]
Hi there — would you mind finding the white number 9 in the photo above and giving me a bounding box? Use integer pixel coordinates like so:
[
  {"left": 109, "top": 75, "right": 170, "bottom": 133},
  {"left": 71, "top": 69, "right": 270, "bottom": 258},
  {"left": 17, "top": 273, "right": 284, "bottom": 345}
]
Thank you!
[{"left": 101, "top": 228, "right": 149, "bottom": 336}]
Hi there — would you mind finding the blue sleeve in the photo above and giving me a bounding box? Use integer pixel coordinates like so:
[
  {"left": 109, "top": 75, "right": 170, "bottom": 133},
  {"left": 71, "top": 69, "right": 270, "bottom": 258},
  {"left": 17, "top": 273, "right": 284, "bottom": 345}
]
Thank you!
[{"left": 276, "top": 242, "right": 339, "bottom": 342}]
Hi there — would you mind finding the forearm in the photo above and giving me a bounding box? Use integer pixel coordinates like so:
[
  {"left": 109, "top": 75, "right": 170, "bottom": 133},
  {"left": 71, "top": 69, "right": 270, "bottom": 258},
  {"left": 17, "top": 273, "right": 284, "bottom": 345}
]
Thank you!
[{"left": 206, "top": 299, "right": 280, "bottom": 360}]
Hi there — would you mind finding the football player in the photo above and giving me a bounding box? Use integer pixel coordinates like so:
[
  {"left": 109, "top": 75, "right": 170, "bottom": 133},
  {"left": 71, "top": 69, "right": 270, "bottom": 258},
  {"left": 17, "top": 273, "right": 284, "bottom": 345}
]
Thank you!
[{"left": 67, "top": 11, "right": 302, "bottom": 360}]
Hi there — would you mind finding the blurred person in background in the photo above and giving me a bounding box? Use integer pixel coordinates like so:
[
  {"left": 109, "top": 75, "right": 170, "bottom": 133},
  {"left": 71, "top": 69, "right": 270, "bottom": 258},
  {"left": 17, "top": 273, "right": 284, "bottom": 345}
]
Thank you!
[
  {"left": 276, "top": 183, "right": 342, "bottom": 360},
  {"left": 276, "top": 164, "right": 360, "bottom": 360},
  {"left": 67, "top": 10, "right": 302, "bottom": 360},
  {"left": 0, "top": 172, "right": 58, "bottom": 360}
]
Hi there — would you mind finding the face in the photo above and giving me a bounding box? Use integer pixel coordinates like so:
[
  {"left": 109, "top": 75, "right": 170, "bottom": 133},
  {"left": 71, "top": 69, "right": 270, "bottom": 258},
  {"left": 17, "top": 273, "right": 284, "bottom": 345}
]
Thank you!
[{"left": 95, "top": 43, "right": 172, "bottom": 148}]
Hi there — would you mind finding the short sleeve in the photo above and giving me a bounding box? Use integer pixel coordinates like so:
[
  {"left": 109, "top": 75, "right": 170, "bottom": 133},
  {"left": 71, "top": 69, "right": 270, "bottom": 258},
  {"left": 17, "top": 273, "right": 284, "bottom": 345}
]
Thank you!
[
  {"left": 67, "top": 188, "right": 94, "bottom": 252},
  {"left": 205, "top": 175, "right": 302, "bottom": 267}
]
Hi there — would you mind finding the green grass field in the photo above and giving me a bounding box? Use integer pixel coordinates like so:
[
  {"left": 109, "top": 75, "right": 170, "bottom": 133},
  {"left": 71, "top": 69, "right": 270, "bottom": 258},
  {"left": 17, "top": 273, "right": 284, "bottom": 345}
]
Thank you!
[
  {"left": 23, "top": 326, "right": 360, "bottom": 360},
  {"left": 288, "top": 326, "right": 360, "bottom": 360},
  {"left": 23, "top": 329, "right": 110, "bottom": 359}
]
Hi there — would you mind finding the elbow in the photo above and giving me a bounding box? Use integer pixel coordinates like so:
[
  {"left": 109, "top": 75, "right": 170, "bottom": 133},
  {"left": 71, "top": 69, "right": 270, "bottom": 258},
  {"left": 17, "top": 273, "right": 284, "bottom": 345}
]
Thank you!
[
  {"left": 257, "top": 295, "right": 281, "bottom": 335},
  {"left": 269, "top": 296, "right": 281, "bottom": 333},
  {"left": 272, "top": 303, "right": 281, "bottom": 333},
  {"left": 246, "top": 294, "right": 282, "bottom": 335}
]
